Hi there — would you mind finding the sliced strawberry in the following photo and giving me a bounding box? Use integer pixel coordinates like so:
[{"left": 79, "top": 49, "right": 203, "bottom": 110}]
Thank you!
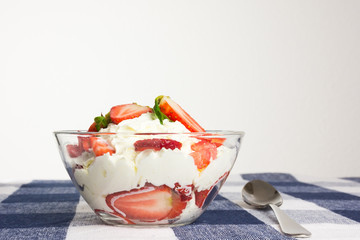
[
  {"left": 156, "top": 96, "right": 205, "bottom": 132},
  {"left": 195, "top": 171, "right": 229, "bottom": 208},
  {"left": 174, "top": 183, "right": 193, "bottom": 202},
  {"left": 194, "top": 136, "right": 225, "bottom": 147},
  {"left": 110, "top": 103, "right": 152, "bottom": 124},
  {"left": 190, "top": 140, "right": 218, "bottom": 170},
  {"left": 191, "top": 151, "right": 210, "bottom": 170},
  {"left": 167, "top": 193, "right": 187, "bottom": 220},
  {"left": 208, "top": 138, "right": 226, "bottom": 147},
  {"left": 195, "top": 189, "right": 210, "bottom": 208},
  {"left": 134, "top": 139, "right": 182, "bottom": 152},
  {"left": 66, "top": 144, "right": 83, "bottom": 158},
  {"left": 106, "top": 184, "right": 186, "bottom": 222},
  {"left": 88, "top": 122, "right": 97, "bottom": 132},
  {"left": 191, "top": 140, "right": 217, "bottom": 157},
  {"left": 90, "top": 137, "right": 115, "bottom": 157},
  {"left": 78, "top": 136, "right": 91, "bottom": 152}
]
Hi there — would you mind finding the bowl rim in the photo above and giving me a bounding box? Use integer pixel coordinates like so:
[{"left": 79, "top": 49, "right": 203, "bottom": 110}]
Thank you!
[{"left": 53, "top": 130, "right": 245, "bottom": 136}]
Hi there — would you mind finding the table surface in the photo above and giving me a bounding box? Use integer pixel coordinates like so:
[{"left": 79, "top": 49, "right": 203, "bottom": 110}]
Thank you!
[{"left": 1, "top": 173, "right": 360, "bottom": 240}]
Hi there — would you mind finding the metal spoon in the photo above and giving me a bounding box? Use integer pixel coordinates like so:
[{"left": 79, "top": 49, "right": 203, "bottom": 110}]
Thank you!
[{"left": 242, "top": 179, "right": 311, "bottom": 238}]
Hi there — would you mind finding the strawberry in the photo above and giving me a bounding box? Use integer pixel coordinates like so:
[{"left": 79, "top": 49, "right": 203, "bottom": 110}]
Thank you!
[
  {"left": 174, "top": 183, "right": 193, "bottom": 202},
  {"left": 78, "top": 136, "right": 91, "bottom": 152},
  {"left": 194, "top": 135, "right": 225, "bottom": 147},
  {"left": 90, "top": 137, "right": 115, "bottom": 157},
  {"left": 105, "top": 183, "right": 186, "bottom": 222},
  {"left": 167, "top": 192, "right": 187, "bottom": 219},
  {"left": 66, "top": 144, "right": 83, "bottom": 158},
  {"left": 110, "top": 103, "right": 152, "bottom": 124},
  {"left": 154, "top": 96, "right": 205, "bottom": 132},
  {"left": 88, "top": 122, "right": 97, "bottom": 132},
  {"left": 195, "top": 189, "right": 210, "bottom": 208},
  {"left": 208, "top": 138, "right": 225, "bottom": 147},
  {"left": 134, "top": 139, "right": 182, "bottom": 151},
  {"left": 67, "top": 137, "right": 93, "bottom": 158},
  {"left": 195, "top": 171, "right": 229, "bottom": 208},
  {"left": 190, "top": 140, "right": 217, "bottom": 170}
]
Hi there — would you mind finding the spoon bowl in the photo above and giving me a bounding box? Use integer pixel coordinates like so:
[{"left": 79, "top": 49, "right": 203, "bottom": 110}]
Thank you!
[
  {"left": 242, "top": 179, "right": 283, "bottom": 208},
  {"left": 242, "top": 179, "right": 311, "bottom": 238}
]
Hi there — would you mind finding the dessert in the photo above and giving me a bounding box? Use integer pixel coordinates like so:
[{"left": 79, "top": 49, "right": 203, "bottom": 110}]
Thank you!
[{"left": 60, "top": 95, "right": 241, "bottom": 226}]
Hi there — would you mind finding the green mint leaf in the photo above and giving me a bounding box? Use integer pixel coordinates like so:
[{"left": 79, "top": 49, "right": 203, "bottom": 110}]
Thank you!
[{"left": 153, "top": 95, "right": 170, "bottom": 125}]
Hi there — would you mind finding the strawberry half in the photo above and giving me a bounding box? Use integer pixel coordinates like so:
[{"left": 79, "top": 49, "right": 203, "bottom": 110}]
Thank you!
[
  {"left": 90, "top": 137, "right": 115, "bottom": 157},
  {"left": 134, "top": 139, "right": 182, "bottom": 151},
  {"left": 190, "top": 140, "right": 218, "bottom": 170},
  {"left": 155, "top": 96, "right": 205, "bottom": 132},
  {"left": 105, "top": 183, "right": 186, "bottom": 222},
  {"left": 110, "top": 103, "right": 152, "bottom": 124}
]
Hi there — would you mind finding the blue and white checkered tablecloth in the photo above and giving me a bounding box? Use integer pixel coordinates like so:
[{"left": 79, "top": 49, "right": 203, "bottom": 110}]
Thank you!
[{"left": 1, "top": 173, "right": 360, "bottom": 239}]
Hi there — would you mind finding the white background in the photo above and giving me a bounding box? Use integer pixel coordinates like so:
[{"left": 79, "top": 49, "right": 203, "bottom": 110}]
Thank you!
[{"left": 1, "top": 0, "right": 359, "bottom": 180}]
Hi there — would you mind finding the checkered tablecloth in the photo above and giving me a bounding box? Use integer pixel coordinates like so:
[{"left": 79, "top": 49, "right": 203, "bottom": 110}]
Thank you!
[{"left": 1, "top": 173, "right": 360, "bottom": 239}]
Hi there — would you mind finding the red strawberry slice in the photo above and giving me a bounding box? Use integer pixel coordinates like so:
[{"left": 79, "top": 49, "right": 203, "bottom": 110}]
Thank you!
[
  {"left": 194, "top": 136, "right": 226, "bottom": 147},
  {"left": 190, "top": 140, "right": 218, "bottom": 170},
  {"left": 90, "top": 137, "right": 115, "bottom": 157},
  {"left": 174, "top": 183, "right": 194, "bottom": 202},
  {"left": 66, "top": 144, "right": 83, "bottom": 158},
  {"left": 195, "top": 171, "right": 229, "bottom": 208},
  {"left": 157, "top": 96, "right": 205, "bottom": 132},
  {"left": 78, "top": 136, "right": 91, "bottom": 152},
  {"left": 167, "top": 192, "right": 187, "bottom": 219},
  {"left": 195, "top": 189, "right": 210, "bottom": 208},
  {"left": 134, "top": 139, "right": 182, "bottom": 152},
  {"left": 110, "top": 103, "right": 152, "bottom": 124},
  {"left": 208, "top": 138, "right": 225, "bottom": 147},
  {"left": 67, "top": 137, "right": 93, "bottom": 158},
  {"left": 106, "top": 184, "right": 186, "bottom": 222}
]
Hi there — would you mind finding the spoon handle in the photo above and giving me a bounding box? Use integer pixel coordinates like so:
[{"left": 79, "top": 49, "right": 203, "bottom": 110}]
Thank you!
[{"left": 269, "top": 203, "right": 311, "bottom": 238}]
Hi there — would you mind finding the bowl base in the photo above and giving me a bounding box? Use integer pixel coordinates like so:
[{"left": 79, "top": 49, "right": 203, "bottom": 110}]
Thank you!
[{"left": 97, "top": 211, "right": 196, "bottom": 227}]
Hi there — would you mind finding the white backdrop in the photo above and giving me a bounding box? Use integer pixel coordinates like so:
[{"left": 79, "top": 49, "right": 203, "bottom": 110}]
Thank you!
[{"left": 1, "top": 0, "right": 359, "bottom": 180}]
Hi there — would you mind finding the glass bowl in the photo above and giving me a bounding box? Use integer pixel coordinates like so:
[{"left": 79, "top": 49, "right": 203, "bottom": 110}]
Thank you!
[{"left": 54, "top": 130, "right": 244, "bottom": 227}]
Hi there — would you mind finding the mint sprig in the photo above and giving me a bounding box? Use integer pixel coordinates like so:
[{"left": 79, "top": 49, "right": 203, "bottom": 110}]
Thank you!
[
  {"left": 94, "top": 112, "right": 111, "bottom": 131},
  {"left": 153, "top": 95, "right": 170, "bottom": 125}
]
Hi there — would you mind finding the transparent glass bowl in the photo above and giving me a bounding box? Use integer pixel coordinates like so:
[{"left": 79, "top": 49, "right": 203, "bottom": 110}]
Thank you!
[{"left": 54, "top": 130, "right": 244, "bottom": 227}]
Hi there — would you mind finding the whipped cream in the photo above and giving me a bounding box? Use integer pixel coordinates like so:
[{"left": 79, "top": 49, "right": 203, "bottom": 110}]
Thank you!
[{"left": 136, "top": 149, "right": 198, "bottom": 188}]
